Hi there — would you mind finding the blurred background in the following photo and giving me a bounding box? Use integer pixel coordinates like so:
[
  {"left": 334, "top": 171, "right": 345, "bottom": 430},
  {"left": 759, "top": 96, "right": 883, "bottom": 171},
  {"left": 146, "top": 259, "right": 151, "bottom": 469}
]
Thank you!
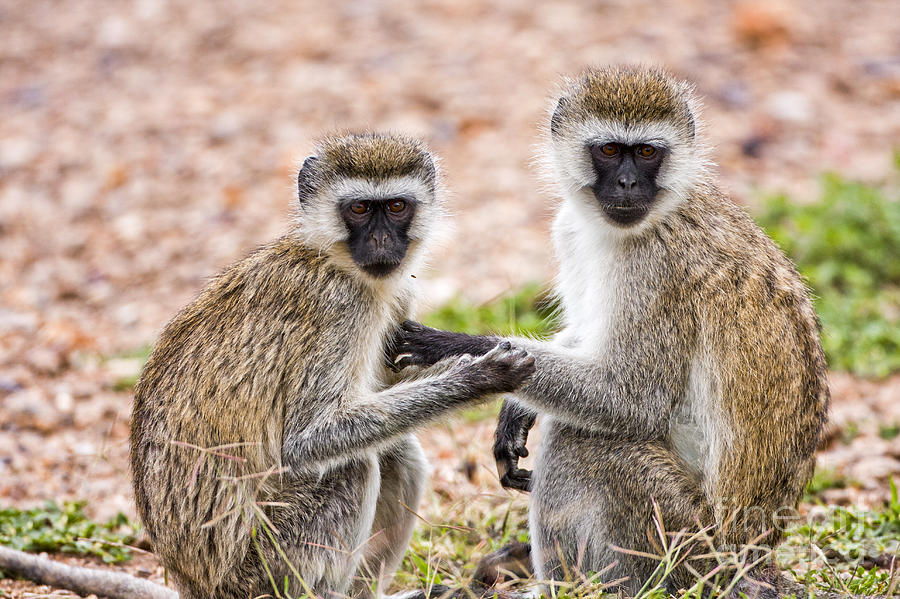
[{"left": 1, "top": 0, "right": 900, "bottom": 594}]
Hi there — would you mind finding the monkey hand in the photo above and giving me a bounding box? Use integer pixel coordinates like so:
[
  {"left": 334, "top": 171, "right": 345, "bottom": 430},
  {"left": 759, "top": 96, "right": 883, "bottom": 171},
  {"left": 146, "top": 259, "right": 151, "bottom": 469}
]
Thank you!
[
  {"left": 389, "top": 320, "right": 498, "bottom": 371},
  {"left": 452, "top": 341, "right": 536, "bottom": 396},
  {"left": 493, "top": 399, "right": 536, "bottom": 492}
]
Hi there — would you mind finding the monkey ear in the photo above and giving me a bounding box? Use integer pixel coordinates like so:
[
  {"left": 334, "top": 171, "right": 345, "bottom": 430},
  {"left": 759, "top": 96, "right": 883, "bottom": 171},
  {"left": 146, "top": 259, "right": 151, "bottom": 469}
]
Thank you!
[
  {"left": 422, "top": 154, "right": 437, "bottom": 187},
  {"left": 297, "top": 156, "right": 319, "bottom": 203},
  {"left": 686, "top": 113, "right": 696, "bottom": 141},
  {"left": 550, "top": 97, "right": 569, "bottom": 135}
]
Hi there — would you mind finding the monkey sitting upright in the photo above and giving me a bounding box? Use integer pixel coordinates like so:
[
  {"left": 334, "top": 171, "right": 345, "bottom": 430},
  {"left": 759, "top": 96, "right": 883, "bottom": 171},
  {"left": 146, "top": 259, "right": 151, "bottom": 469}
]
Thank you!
[
  {"left": 392, "top": 67, "right": 835, "bottom": 598},
  {"left": 0, "top": 133, "right": 535, "bottom": 599}
]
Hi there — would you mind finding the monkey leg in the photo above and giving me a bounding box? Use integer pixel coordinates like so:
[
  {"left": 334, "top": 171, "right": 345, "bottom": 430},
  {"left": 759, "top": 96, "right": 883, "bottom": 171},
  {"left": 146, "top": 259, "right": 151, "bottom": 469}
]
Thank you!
[
  {"left": 473, "top": 541, "right": 533, "bottom": 587},
  {"left": 213, "top": 455, "right": 381, "bottom": 599},
  {"left": 354, "top": 435, "right": 428, "bottom": 598},
  {"left": 530, "top": 429, "right": 712, "bottom": 596}
]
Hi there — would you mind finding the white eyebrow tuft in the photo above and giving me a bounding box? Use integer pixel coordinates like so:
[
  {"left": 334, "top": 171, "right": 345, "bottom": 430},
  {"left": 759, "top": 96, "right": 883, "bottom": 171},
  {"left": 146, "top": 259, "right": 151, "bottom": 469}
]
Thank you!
[{"left": 328, "top": 176, "right": 433, "bottom": 203}]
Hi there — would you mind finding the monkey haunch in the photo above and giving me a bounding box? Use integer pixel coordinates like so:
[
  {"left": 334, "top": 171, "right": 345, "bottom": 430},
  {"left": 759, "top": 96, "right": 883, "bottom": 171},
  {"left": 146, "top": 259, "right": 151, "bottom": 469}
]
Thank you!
[
  {"left": 393, "top": 67, "right": 829, "bottom": 597},
  {"left": 130, "top": 133, "right": 534, "bottom": 599}
]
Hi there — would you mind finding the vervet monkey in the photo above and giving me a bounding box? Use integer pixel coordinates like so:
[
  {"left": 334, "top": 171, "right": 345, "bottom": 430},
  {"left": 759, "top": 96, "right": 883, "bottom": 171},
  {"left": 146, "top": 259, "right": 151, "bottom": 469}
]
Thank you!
[
  {"left": 0, "top": 133, "right": 535, "bottom": 599},
  {"left": 392, "top": 67, "right": 831, "bottom": 598}
]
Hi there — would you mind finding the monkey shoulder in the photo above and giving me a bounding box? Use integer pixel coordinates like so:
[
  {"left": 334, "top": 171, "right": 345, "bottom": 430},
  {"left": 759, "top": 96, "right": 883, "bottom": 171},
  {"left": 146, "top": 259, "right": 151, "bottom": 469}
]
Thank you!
[
  {"left": 136, "top": 238, "right": 370, "bottom": 409},
  {"left": 669, "top": 192, "right": 808, "bottom": 309}
]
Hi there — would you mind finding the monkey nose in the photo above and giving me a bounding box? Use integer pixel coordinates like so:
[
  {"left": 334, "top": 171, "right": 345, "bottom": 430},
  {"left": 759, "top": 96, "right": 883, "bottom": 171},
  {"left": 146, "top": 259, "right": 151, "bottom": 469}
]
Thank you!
[
  {"left": 617, "top": 176, "right": 637, "bottom": 191},
  {"left": 370, "top": 232, "right": 391, "bottom": 248}
]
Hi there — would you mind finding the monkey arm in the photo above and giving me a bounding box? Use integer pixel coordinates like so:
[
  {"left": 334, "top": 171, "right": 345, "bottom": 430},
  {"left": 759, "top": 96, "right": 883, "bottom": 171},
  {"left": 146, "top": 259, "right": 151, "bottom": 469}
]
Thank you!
[
  {"left": 504, "top": 342, "right": 678, "bottom": 438},
  {"left": 393, "top": 322, "right": 677, "bottom": 437},
  {"left": 284, "top": 375, "right": 477, "bottom": 467},
  {"left": 284, "top": 345, "right": 535, "bottom": 467},
  {"left": 493, "top": 398, "right": 537, "bottom": 491}
]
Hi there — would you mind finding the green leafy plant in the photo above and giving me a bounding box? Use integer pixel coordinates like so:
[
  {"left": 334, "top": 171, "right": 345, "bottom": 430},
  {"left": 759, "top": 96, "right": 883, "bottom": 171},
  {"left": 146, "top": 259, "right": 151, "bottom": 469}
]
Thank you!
[
  {"left": 423, "top": 283, "right": 558, "bottom": 337},
  {"left": 804, "top": 468, "right": 851, "bottom": 501},
  {"left": 880, "top": 423, "right": 900, "bottom": 440},
  {"left": 0, "top": 501, "right": 139, "bottom": 565},
  {"left": 779, "top": 497, "right": 900, "bottom": 595},
  {"left": 757, "top": 168, "right": 900, "bottom": 377}
]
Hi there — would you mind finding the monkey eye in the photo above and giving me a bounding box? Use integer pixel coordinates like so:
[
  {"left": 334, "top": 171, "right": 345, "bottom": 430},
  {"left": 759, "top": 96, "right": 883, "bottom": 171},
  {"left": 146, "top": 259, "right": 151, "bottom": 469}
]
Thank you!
[
  {"left": 636, "top": 144, "right": 657, "bottom": 158},
  {"left": 387, "top": 199, "right": 407, "bottom": 213},
  {"left": 349, "top": 201, "right": 371, "bottom": 215},
  {"left": 600, "top": 143, "right": 618, "bottom": 156}
]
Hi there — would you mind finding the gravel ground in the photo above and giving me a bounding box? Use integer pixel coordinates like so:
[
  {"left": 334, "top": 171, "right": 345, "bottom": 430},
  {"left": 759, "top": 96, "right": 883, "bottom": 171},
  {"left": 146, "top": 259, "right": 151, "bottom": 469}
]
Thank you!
[{"left": 1, "top": 0, "right": 899, "bottom": 596}]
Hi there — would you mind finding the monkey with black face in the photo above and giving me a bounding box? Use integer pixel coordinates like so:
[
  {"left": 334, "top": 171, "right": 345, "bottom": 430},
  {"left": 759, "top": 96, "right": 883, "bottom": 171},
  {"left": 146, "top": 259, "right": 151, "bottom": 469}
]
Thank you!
[
  {"left": 133, "top": 133, "right": 535, "bottom": 599},
  {"left": 393, "top": 67, "right": 832, "bottom": 598},
  {"left": 0, "top": 134, "right": 534, "bottom": 599}
]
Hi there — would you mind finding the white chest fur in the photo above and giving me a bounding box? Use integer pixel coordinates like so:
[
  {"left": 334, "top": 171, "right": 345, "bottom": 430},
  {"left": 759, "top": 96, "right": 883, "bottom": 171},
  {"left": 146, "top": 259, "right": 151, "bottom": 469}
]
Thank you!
[
  {"left": 352, "top": 275, "right": 416, "bottom": 394},
  {"left": 551, "top": 201, "right": 624, "bottom": 353},
  {"left": 552, "top": 199, "right": 719, "bottom": 488},
  {"left": 672, "top": 354, "right": 724, "bottom": 490}
]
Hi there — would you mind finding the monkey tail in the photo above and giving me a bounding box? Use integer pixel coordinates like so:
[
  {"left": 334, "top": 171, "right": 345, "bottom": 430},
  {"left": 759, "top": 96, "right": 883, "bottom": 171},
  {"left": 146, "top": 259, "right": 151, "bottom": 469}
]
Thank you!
[{"left": 0, "top": 546, "right": 177, "bottom": 599}]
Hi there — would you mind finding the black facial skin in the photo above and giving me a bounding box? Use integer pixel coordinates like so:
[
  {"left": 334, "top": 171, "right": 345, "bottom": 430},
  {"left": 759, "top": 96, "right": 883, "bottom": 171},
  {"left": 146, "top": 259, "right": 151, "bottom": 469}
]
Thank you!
[
  {"left": 588, "top": 142, "right": 667, "bottom": 226},
  {"left": 341, "top": 197, "right": 417, "bottom": 278}
]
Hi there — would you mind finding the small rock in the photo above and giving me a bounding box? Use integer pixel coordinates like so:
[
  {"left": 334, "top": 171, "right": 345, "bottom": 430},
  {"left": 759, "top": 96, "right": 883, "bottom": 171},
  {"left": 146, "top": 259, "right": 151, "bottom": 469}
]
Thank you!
[
  {"left": 0, "top": 136, "right": 39, "bottom": 170},
  {"left": 732, "top": 0, "right": 792, "bottom": 48},
  {"left": 765, "top": 91, "right": 814, "bottom": 124},
  {"left": 0, "top": 378, "right": 24, "bottom": 394},
  {"left": 54, "top": 389, "right": 75, "bottom": 413},
  {"left": 740, "top": 135, "right": 767, "bottom": 159},
  {"left": 719, "top": 80, "right": 752, "bottom": 109},
  {"left": 5, "top": 388, "right": 64, "bottom": 433},
  {"left": 98, "top": 16, "right": 135, "bottom": 48},
  {"left": 209, "top": 112, "right": 243, "bottom": 144},
  {"left": 846, "top": 455, "right": 900, "bottom": 487},
  {"left": 24, "top": 346, "right": 66, "bottom": 375}
]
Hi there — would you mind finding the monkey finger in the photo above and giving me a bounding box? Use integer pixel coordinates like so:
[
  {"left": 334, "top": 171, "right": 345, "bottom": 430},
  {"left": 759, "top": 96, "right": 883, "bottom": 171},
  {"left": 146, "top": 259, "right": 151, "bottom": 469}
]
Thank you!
[
  {"left": 516, "top": 446, "right": 529, "bottom": 458},
  {"left": 493, "top": 440, "right": 520, "bottom": 459},
  {"left": 510, "top": 469, "right": 533, "bottom": 491},
  {"left": 393, "top": 353, "right": 416, "bottom": 370},
  {"left": 495, "top": 459, "right": 511, "bottom": 481},
  {"left": 400, "top": 320, "right": 425, "bottom": 332},
  {"left": 501, "top": 469, "right": 532, "bottom": 492}
]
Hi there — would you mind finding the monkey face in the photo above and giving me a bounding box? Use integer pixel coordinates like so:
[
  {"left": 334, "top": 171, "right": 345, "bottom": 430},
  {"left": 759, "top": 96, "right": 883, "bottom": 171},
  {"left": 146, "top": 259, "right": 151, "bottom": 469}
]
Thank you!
[
  {"left": 340, "top": 197, "right": 418, "bottom": 277},
  {"left": 587, "top": 142, "right": 667, "bottom": 226}
]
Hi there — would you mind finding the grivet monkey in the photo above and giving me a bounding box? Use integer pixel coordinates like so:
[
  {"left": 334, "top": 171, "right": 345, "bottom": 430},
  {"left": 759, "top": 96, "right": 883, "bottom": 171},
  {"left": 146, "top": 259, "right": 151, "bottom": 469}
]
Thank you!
[{"left": 392, "top": 67, "right": 840, "bottom": 598}]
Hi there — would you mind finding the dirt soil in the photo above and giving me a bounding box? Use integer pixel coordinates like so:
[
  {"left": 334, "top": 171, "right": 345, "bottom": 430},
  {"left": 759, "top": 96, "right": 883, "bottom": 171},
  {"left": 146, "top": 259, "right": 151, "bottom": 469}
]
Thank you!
[{"left": 2, "top": 0, "right": 900, "bottom": 596}]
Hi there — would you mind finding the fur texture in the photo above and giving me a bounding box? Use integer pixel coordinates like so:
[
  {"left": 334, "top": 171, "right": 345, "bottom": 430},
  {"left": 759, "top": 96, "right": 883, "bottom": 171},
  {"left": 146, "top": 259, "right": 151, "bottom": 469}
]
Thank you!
[{"left": 130, "top": 133, "right": 534, "bottom": 599}]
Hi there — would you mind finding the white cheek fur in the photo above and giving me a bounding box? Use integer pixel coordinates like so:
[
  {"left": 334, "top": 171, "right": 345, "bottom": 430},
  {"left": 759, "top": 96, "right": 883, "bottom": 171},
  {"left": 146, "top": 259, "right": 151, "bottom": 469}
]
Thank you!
[
  {"left": 295, "top": 176, "right": 445, "bottom": 247},
  {"left": 292, "top": 175, "right": 448, "bottom": 299},
  {"left": 544, "top": 118, "right": 710, "bottom": 239}
]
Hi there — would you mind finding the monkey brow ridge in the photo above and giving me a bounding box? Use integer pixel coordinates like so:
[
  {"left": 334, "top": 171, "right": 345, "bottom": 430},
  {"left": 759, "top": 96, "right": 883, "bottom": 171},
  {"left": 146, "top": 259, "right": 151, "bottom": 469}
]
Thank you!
[
  {"left": 319, "top": 134, "right": 433, "bottom": 181},
  {"left": 567, "top": 66, "right": 694, "bottom": 135}
]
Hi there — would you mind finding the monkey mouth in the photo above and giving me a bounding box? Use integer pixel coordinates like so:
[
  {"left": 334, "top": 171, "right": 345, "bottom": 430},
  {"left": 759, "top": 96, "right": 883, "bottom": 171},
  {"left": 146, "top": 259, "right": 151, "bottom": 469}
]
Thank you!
[
  {"left": 361, "top": 261, "right": 402, "bottom": 278},
  {"left": 600, "top": 203, "right": 649, "bottom": 226}
]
